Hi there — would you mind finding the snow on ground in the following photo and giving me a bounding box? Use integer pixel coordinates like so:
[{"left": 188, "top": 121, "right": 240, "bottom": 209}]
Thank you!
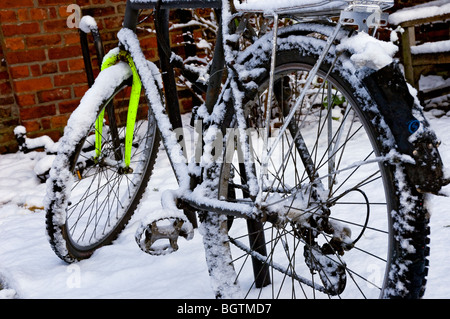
[{"left": 1, "top": 110, "right": 450, "bottom": 299}]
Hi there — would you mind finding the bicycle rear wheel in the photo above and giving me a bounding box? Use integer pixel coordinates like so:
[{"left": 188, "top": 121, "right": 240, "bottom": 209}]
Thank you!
[
  {"left": 213, "top": 29, "right": 430, "bottom": 298},
  {"left": 45, "top": 62, "right": 160, "bottom": 262}
]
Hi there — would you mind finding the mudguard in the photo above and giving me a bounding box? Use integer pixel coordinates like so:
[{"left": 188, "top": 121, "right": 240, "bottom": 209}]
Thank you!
[{"left": 363, "top": 62, "right": 448, "bottom": 194}]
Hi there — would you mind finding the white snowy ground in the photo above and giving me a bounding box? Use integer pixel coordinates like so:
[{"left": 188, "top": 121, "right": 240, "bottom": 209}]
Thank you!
[{"left": 1, "top": 106, "right": 450, "bottom": 299}]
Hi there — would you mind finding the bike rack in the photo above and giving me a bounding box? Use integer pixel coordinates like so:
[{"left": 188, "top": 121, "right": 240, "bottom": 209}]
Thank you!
[{"left": 79, "top": 17, "right": 105, "bottom": 87}]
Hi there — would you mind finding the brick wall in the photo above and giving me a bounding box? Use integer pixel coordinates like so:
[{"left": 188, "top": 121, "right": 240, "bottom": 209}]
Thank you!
[
  {"left": 0, "top": 42, "right": 20, "bottom": 153},
  {"left": 0, "top": 0, "right": 201, "bottom": 154}
]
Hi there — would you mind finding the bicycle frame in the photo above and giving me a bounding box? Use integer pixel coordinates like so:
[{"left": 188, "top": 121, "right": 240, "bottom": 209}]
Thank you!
[
  {"left": 43, "top": 0, "right": 446, "bottom": 297},
  {"left": 99, "top": 0, "right": 396, "bottom": 221}
]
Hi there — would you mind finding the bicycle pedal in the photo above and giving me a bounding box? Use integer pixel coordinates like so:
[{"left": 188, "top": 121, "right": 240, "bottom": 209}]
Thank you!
[
  {"left": 135, "top": 211, "right": 194, "bottom": 256},
  {"left": 304, "top": 245, "right": 347, "bottom": 296}
]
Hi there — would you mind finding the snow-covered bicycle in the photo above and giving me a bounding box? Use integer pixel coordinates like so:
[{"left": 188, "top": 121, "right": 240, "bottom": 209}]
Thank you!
[{"left": 45, "top": 0, "right": 448, "bottom": 298}]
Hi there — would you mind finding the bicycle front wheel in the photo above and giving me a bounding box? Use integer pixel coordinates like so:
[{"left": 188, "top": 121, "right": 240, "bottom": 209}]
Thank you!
[
  {"left": 213, "top": 28, "right": 430, "bottom": 299},
  {"left": 45, "top": 62, "right": 160, "bottom": 262}
]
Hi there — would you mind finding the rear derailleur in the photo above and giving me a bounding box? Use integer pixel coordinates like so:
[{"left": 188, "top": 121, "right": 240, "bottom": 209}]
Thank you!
[{"left": 293, "top": 209, "right": 352, "bottom": 295}]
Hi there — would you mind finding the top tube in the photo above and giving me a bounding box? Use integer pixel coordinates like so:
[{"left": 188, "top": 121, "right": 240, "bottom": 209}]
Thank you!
[{"left": 127, "top": 0, "right": 222, "bottom": 9}]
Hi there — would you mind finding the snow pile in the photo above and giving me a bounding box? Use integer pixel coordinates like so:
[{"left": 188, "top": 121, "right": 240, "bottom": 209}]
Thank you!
[
  {"left": 14, "top": 126, "right": 58, "bottom": 154},
  {"left": 389, "top": 0, "right": 450, "bottom": 25},
  {"left": 420, "top": 75, "right": 450, "bottom": 92},
  {"left": 0, "top": 288, "right": 16, "bottom": 299},
  {"left": 411, "top": 40, "right": 450, "bottom": 55},
  {"left": 79, "top": 15, "right": 98, "bottom": 34},
  {"left": 336, "top": 31, "right": 398, "bottom": 70}
]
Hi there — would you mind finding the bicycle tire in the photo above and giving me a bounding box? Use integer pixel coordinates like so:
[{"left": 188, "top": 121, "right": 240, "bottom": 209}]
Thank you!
[
  {"left": 207, "top": 25, "right": 431, "bottom": 299},
  {"left": 45, "top": 62, "right": 160, "bottom": 262}
]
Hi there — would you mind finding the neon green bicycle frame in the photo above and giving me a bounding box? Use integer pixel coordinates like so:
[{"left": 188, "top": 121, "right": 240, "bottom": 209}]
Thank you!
[{"left": 95, "top": 50, "right": 142, "bottom": 169}]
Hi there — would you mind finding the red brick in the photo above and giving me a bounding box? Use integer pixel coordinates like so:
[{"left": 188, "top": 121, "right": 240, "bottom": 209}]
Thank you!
[
  {"left": 140, "top": 36, "right": 158, "bottom": 50},
  {"left": 4, "top": 38, "right": 25, "bottom": 51},
  {"left": 54, "top": 72, "right": 86, "bottom": 87},
  {"left": 75, "top": 0, "right": 90, "bottom": 5},
  {"left": 43, "top": 130, "right": 62, "bottom": 142},
  {"left": 50, "top": 114, "right": 69, "bottom": 128},
  {"left": 59, "top": 99, "right": 80, "bottom": 114},
  {"left": 83, "top": 6, "right": 116, "bottom": 18},
  {"left": 0, "top": 81, "right": 12, "bottom": 95},
  {"left": 20, "top": 104, "right": 56, "bottom": 120},
  {"left": 48, "top": 46, "right": 81, "bottom": 60},
  {"left": 117, "top": 4, "right": 127, "bottom": 14},
  {"left": 9, "top": 65, "right": 29, "bottom": 78},
  {"left": 41, "top": 118, "right": 51, "bottom": 130},
  {"left": 30, "top": 64, "right": 41, "bottom": 77},
  {"left": 48, "top": 7, "right": 57, "bottom": 19},
  {"left": 0, "top": 70, "right": 9, "bottom": 81},
  {"left": 68, "top": 58, "right": 85, "bottom": 71},
  {"left": 15, "top": 93, "right": 36, "bottom": 107},
  {"left": 58, "top": 6, "right": 73, "bottom": 18},
  {"left": 42, "top": 62, "right": 58, "bottom": 75},
  {"left": 13, "top": 77, "right": 53, "bottom": 93},
  {"left": 30, "top": 8, "right": 48, "bottom": 20},
  {"left": 73, "top": 84, "right": 89, "bottom": 98},
  {"left": 5, "top": 49, "right": 45, "bottom": 64},
  {"left": 17, "top": 9, "right": 29, "bottom": 21},
  {"left": 38, "top": 87, "right": 71, "bottom": 103},
  {"left": 38, "top": 0, "right": 70, "bottom": 5},
  {"left": 2, "top": 22, "right": 40, "bottom": 37},
  {"left": 43, "top": 20, "right": 68, "bottom": 33},
  {"left": 0, "top": 71, "right": 9, "bottom": 81},
  {"left": 63, "top": 33, "right": 80, "bottom": 45},
  {"left": 0, "top": 97, "right": 15, "bottom": 105},
  {"left": 0, "top": 10, "right": 17, "bottom": 23},
  {"left": 0, "top": 0, "right": 34, "bottom": 8},
  {"left": 27, "top": 34, "right": 62, "bottom": 48},
  {"left": 58, "top": 60, "right": 69, "bottom": 72},
  {"left": 22, "top": 120, "right": 41, "bottom": 132},
  {"left": 104, "top": 16, "right": 123, "bottom": 29}
]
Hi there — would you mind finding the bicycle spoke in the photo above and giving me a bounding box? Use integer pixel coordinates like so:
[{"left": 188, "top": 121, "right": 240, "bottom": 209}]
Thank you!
[
  {"left": 61, "top": 94, "right": 157, "bottom": 249},
  {"left": 222, "top": 58, "right": 393, "bottom": 299}
]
